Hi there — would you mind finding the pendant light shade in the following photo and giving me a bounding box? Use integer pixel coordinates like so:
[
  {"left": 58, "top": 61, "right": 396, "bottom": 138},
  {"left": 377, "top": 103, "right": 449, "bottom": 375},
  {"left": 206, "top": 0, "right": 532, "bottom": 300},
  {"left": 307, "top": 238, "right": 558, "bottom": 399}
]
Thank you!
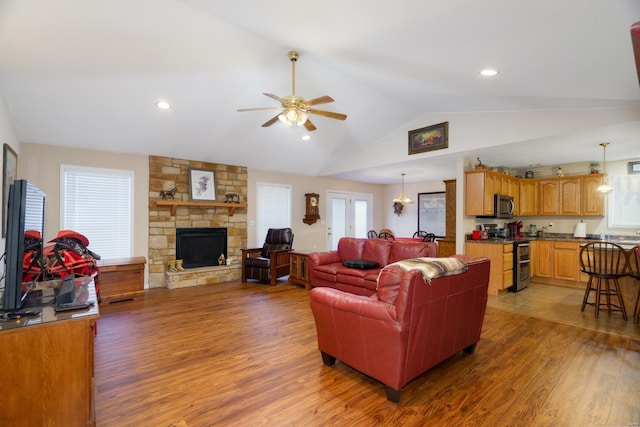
[
  {"left": 393, "top": 173, "right": 413, "bottom": 204},
  {"left": 596, "top": 142, "right": 613, "bottom": 194}
]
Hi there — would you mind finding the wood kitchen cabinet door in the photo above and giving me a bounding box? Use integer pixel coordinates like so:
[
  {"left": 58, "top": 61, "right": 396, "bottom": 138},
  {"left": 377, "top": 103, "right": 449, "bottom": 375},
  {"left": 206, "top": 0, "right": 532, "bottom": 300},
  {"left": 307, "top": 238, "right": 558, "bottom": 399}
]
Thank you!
[
  {"left": 582, "top": 175, "right": 604, "bottom": 216},
  {"left": 535, "top": 240, "right": 552, "bottom": 278},
  {"left": 539, "top": 180, "right": 559, "bottom": 216},
  {"left": 465, "top": 171, "right": 496, "bottom": 216},
  {"left": 559, "top": 178, "right": 581, "bottom": 216},
  {"left": 553, "top": 241, "right": 580, "bottom": 282},
  {"left": 518, "top": 179, "right": 538, "bottom": 216}
]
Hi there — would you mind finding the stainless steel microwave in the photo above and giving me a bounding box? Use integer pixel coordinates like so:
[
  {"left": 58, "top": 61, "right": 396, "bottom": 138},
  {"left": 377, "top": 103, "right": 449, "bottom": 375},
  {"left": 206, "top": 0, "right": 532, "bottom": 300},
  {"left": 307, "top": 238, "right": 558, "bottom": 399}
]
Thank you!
[{"left": 478, "top": 194, "right": 514, "bottom": 218}]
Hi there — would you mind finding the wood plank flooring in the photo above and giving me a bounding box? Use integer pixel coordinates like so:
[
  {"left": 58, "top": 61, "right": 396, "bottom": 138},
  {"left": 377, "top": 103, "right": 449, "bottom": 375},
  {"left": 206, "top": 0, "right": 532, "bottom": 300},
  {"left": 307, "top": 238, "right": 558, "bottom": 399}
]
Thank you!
[{"left": 95, "top": 280, "right": 640, "bottom": 427}]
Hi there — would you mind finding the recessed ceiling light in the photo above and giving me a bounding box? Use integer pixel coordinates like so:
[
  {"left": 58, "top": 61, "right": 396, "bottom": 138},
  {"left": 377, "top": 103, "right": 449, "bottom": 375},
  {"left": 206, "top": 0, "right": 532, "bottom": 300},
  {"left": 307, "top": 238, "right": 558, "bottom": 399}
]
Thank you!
[
  {"left": 480, "top": 69, "right": 499, "bottom": 77},
  {"left": 302, "top": 135, "right": 311, "bottom": 141},
  {"left": 156, "top": 101, "right": 171, "bottom": 110}
]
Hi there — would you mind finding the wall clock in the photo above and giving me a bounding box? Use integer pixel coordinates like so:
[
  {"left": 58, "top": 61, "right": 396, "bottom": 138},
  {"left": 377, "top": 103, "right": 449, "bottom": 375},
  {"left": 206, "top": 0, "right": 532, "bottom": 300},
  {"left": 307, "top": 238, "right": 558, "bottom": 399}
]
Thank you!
[{"left": 303, "top": 193, "right": 320, "bottom": 225}]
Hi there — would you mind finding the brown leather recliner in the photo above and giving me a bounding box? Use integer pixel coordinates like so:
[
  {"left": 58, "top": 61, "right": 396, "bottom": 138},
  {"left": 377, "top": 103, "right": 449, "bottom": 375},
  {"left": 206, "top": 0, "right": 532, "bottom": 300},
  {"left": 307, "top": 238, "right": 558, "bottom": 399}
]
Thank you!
[
  {"left": 309, "top": 255, "right": 490, "bottom": 402},
  {"left": 241, "top": 228, "right": 294, "bottom": 286}
]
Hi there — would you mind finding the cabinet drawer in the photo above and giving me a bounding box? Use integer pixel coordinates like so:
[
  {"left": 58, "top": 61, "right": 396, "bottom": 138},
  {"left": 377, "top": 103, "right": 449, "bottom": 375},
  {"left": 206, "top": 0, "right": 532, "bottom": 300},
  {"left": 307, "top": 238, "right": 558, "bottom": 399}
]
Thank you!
[
  {"left": 554, "top": 241, "right": 578, "bottom": 250},
  {"left": 503, "top": 253, "right": 513, "bottom": 270},
  {"left": 503, "top": 244, "right": 514, "bottom": 253},
  {"left": 502, "top": 270, "right": 513, "bottom": 290}
]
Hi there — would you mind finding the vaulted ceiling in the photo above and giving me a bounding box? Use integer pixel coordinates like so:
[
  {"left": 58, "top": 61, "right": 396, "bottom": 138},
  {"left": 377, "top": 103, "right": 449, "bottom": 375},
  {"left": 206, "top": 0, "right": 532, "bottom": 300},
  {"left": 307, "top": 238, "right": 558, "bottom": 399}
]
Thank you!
[{"left": 0, "top": 0, "right": 638, "bottom": 184}]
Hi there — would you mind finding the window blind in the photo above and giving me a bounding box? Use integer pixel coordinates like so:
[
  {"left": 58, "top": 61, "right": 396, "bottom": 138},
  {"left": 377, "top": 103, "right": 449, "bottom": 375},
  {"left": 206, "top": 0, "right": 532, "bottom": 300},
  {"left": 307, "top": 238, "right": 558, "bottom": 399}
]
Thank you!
[
  {"left": 256, "top": 182, "right": 292, "bottom": 244},
  {"left": 61, "top": 165, "right": 133, "bottom": 259}
]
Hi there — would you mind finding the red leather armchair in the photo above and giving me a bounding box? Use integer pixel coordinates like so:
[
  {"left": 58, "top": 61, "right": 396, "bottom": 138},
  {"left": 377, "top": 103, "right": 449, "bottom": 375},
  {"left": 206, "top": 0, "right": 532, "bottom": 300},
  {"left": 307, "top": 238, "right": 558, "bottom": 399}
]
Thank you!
[{"left": 309, "top": 255, "right": 490, "bottom": 402}]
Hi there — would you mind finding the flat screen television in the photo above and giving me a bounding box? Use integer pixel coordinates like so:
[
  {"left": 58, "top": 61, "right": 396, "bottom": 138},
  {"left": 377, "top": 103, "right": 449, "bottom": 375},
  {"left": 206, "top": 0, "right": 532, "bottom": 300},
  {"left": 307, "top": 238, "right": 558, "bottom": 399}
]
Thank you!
[{"left": 2, "top": 179, "right": 46, "bottom": 311}]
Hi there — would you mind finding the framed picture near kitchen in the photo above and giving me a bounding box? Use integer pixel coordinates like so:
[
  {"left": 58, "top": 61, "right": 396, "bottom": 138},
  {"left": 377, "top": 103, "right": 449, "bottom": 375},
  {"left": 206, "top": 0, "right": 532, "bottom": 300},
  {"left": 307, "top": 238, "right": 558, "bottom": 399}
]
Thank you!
[
  {"left": 417, "top": 192, "right": 446, "bottom": 237},
  {"left": 408, "top": 121, "right": 449, "bottom": 155}
]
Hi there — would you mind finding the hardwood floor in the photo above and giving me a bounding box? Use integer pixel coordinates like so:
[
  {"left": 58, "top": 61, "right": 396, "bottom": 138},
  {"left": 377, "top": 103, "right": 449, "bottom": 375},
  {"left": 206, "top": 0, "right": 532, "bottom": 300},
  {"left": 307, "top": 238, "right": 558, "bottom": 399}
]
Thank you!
[{"left": 95, "top": 280, "right": 640, "bottom": 427}]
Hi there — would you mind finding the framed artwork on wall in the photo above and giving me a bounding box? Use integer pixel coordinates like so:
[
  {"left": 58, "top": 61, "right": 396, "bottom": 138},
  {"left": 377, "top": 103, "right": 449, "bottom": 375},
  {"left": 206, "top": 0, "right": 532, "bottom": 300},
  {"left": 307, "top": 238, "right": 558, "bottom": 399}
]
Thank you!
[
  {"left": 189, "top": 168, "right": 216, "bottom": 201},
  {"left": 628, "top": 160, "right": 640, "bottom": 174},
  {"left": 2, "top": 143, "right": 17, "bottom": 237},
  {"left": 417, "top": 192, "right": 446, "bottom": 238},
  {"left": 408, "top": 121, "right": 449, "bottom": 155}
]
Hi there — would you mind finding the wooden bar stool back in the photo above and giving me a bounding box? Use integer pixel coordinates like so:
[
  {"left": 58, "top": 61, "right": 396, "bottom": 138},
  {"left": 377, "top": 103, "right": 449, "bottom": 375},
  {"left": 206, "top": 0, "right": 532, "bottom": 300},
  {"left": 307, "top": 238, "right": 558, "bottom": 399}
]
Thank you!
[
  {"left": 579, "top": 241, "right": 628, "bottom": 320},
  {"left": 626, "top": 245, "right": 640, "bottom": 323}
]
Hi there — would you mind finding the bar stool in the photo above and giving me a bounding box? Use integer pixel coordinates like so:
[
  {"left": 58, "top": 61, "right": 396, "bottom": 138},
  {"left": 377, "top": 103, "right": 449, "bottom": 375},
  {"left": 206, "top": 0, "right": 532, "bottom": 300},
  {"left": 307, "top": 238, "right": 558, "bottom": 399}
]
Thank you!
[
  {"left": 579, "top": 241, "right": 627, "bottom": 320},
  {"left": 626, "top": 245, "right": 640, "bottom": 323}
]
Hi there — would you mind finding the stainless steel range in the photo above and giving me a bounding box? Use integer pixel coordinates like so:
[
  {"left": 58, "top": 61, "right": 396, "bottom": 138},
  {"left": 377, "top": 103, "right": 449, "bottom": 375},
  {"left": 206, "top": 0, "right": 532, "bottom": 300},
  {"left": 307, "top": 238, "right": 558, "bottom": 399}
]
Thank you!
[{"left": 511, "top": 240, "right": 531, "bottom": 292}]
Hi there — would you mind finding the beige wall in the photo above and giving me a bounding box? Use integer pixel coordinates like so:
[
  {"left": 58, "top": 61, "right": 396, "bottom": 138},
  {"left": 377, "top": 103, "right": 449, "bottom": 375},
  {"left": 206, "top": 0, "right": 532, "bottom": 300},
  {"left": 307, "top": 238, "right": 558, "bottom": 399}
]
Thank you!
[
  {"left": 247, "top": 169, "right": 388, "bottom": 250},
  {"left": 19, "top": 142, "right": 150, "bottom": 284}
]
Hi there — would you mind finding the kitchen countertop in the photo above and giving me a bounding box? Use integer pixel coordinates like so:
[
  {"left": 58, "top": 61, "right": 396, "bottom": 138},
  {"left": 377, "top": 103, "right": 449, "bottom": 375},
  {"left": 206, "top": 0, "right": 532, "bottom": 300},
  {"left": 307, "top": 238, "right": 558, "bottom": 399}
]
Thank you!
[{"left": 466, "top": 233, "right": 640, "bottom": 247}]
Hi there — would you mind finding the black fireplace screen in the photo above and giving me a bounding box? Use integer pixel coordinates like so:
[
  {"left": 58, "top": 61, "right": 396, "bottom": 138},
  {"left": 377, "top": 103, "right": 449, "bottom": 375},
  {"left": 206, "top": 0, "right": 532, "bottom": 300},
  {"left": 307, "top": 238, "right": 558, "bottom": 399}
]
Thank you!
[{"left": 176, "top": 228, "right": 227, "bottom": 268}]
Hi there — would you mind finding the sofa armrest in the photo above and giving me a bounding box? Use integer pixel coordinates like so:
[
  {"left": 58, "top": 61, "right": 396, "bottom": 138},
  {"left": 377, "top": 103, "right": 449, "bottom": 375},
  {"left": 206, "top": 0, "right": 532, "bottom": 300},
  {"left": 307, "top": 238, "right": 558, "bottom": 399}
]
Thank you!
[
  {"left": 308, "top": 250, "right": 341, "bottom": 266},
  {"left": 310, "top": 287, "right": 397, "bottom": 322}
]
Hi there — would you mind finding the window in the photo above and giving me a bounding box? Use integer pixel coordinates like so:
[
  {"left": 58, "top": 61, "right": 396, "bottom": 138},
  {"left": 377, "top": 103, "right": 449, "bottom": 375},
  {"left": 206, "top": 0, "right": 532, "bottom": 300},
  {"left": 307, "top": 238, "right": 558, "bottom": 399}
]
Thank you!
[
  {"left": 256, "top": 182, "right": 292, "bottom": 244},
  {"left": 608, "top": 175, "right": 640, "bottom": 228},
  {"left": 418, "top": 192, "right": 446, "bottom": 237},
  {"left": 61, "top": 165, "right": 133, "bottom": 259}
]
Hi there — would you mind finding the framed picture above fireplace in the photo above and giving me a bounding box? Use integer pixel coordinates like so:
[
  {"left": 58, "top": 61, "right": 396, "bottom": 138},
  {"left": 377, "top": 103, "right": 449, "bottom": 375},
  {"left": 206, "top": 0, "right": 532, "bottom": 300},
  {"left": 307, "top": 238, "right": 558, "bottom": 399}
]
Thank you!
[{"left": 189, "top": 168, "right": 217, "bottom": 201}]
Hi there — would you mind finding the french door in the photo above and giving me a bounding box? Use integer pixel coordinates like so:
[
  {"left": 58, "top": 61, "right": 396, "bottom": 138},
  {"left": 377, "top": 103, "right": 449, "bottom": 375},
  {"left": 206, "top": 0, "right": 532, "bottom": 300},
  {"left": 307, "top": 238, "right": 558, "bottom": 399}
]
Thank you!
[{"left": 326, "top": 191, "right": 372, "bottom": 250}]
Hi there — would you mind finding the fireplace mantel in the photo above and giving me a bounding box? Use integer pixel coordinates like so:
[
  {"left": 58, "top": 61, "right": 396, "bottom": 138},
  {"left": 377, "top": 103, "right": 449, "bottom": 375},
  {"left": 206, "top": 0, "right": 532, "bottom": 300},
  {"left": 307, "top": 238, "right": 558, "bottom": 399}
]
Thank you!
[{"left": 156, "top": 200, "right": 247, "bottom": 216}]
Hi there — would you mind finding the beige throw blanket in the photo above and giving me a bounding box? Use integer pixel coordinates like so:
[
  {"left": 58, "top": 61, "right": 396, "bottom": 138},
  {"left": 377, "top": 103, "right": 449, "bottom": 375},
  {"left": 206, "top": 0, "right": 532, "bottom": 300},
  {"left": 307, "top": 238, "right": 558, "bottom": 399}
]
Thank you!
[{"left": 384, "top": 257, "right": 468, "bottom": 285}]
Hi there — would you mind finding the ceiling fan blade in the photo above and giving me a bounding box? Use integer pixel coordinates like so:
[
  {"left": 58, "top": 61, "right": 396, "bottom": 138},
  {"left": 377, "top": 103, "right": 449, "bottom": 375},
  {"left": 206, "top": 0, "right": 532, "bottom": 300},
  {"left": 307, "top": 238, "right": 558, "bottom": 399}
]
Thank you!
[
  {"left": 263, "top": 93, "right": 285, "bottom": 104},
  {"left": 261, "top": 115, "right": 281, "bottom": 127},
  {"left": 237, "top": 106, "right": 282, "bottom": 112},
  {"left": 300, "top": 96, "right": 334, "bottom": 107},
  {"left": 308, "top": 109, "right": 347, "bottom": 121},
  {"left": 303, "top": 119, "right": 317, "bottom": 131}
]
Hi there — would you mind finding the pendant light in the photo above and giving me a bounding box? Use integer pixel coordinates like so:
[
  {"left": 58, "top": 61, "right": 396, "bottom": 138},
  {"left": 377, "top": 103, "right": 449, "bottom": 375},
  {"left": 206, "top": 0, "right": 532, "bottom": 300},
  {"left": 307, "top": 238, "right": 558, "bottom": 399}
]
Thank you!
[
  {"left": 393, "top": 173, "right": 413, "bottom": 204},
  {"left": 596, "top": 142, "right": 613, "bottom": 194}
]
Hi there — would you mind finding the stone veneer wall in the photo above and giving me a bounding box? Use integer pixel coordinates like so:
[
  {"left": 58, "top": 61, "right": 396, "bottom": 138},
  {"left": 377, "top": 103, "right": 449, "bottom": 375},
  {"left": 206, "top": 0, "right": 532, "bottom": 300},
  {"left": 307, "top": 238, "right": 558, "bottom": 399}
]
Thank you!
[{"left": 148, "top": 156, "right": 248, "bottom": 288}]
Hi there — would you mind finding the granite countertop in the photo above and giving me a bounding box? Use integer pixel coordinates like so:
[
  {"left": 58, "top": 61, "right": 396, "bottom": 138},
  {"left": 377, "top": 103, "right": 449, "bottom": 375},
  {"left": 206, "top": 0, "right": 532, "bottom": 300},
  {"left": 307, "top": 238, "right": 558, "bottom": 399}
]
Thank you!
[{"left": 465, "top": 233, "right": 640, "bottom": 246}]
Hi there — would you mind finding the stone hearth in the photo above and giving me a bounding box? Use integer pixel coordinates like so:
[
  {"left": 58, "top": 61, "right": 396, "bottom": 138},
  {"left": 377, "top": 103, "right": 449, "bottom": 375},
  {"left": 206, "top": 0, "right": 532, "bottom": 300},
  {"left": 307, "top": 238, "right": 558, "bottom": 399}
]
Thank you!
[{"left": 165, "top": 265, "right": 241, "bottom": 289}]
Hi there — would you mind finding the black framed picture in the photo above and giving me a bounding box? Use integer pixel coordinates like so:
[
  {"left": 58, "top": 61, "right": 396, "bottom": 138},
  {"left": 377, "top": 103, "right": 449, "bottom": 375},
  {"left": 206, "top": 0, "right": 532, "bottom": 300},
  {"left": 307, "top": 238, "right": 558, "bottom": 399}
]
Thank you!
[
  {"left": 408, "top": 121, "right": 449, "bottom": 155},
  {"left": 417, "top": 192, "right": 446, "bottom": 238}
]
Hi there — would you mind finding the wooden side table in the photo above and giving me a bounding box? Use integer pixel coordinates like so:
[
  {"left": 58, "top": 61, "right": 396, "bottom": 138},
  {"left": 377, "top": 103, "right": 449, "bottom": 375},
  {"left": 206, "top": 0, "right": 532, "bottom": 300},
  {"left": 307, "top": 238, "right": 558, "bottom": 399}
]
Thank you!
[{"left": 289, "top": 250, "right": 314, "bottom": 289}]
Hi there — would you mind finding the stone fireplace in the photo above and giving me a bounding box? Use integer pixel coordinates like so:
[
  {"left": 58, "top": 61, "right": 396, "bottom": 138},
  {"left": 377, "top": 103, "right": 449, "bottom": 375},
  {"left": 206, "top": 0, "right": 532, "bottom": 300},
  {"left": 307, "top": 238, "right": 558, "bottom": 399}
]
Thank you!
[{"left": 148, "top": 156, "right": 247, "bottom": 288}]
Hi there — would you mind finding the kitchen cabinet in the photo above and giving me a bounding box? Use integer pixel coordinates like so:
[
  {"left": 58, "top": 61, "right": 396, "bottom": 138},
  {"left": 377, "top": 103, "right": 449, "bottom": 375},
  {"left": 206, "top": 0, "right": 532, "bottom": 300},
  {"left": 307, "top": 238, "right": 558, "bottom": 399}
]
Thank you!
[
  {"left": 534, "top": 240, "right": 552, "bottom": 278},
  {"left": 553, "top": 241, "right": 581, "bottom": 282},
  {"left": 539, "top": 177, "right": 581, "bottom": 216},
  {"left": 532, "top": 239, "right": 584, "bottom": 286},
  {"left": 465, "top": 171, "right": 603, "bottom": 218},
  {"left": 465, "top": 241, "right": 513, "bottom": 296},
  {"left": 519, "top": 179, "right": 538, "bottom": 216},
  {"left": 582, "top": 175, "right": 604, "bottom": 216},
  {"left": 465, "top": 170, "right": 496, "bottom": 216}
]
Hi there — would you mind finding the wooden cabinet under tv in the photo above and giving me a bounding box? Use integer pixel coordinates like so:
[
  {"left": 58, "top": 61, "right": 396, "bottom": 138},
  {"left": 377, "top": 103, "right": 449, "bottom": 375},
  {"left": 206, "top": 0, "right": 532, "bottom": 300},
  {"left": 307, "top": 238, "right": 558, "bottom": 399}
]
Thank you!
[{"left": 0, "top": 280, "right": 99, "bottom": 426}]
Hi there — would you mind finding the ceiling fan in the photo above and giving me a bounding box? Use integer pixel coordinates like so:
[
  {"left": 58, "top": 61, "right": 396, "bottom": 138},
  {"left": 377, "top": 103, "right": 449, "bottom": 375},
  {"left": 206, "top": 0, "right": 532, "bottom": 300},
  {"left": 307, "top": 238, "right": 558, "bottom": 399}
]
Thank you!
[{"left": 237, "top": 51, "right": 347, "bottom": 131}]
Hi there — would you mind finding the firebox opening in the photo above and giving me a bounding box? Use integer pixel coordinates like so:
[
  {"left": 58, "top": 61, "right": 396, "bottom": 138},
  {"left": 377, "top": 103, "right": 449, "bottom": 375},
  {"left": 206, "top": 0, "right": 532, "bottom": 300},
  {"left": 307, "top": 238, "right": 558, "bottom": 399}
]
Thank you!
[{"left": 176, "top": 228, "right": 227, "bottom": 269}]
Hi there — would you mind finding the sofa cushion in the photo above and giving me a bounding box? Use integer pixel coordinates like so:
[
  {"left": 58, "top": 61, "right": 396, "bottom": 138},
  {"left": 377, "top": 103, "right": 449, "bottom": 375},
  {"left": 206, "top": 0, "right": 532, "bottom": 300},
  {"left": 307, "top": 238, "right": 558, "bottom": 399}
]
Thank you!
[
  {"left": 337, "top": 238, "right": 366, "bottom": 261},
  {"left": 388, "top": 241, "right": 434, "bottom": 264},
  {"left": 361, "top": 239, "right": 392, "bottom": 266},
  {"left": 342, "top": 259, "right": 380, "bottom": 269}
]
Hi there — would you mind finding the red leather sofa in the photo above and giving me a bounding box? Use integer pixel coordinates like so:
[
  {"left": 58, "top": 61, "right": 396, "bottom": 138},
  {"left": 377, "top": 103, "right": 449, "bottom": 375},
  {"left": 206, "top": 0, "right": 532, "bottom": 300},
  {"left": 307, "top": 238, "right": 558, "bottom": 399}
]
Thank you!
[
  {"left": 307, "top": 237, "right": 438, "bottom": 296},
  {"left": 309, "top": 255, "right": 490, "bottom": 402}
]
